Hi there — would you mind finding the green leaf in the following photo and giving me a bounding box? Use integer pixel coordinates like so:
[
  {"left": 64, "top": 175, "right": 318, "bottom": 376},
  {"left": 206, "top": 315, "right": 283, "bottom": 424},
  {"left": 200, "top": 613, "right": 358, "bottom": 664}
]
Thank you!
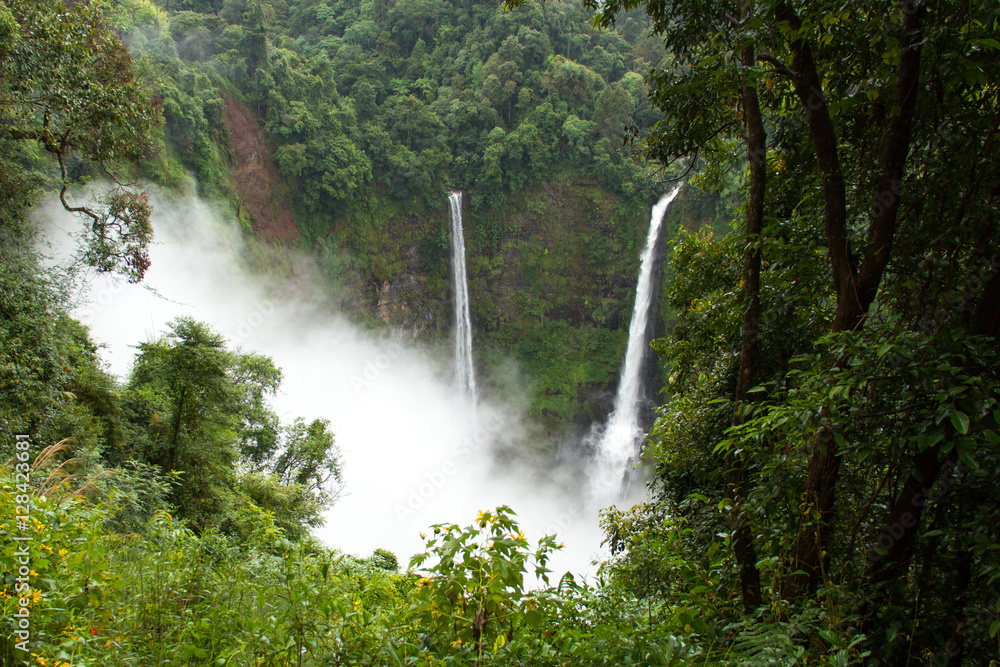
[
  {"left": 917, "top": 431, "right": 945, "bottom": 451},
  {"left": 818, "top": 628, "right": 838, "bottom": 644},
  {"left": 951, "top": 410, "right": 970, "bottom": 435},
  {"left": 957, "top": 446, "right": 979, "bottom": 470},
  {"left": 713, "top": 438, "right": 734, "bottom": 454}
]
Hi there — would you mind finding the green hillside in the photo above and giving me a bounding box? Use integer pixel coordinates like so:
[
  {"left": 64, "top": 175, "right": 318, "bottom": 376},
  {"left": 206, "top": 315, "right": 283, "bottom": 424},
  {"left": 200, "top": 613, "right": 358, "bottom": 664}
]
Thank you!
[{"left": 102, "top": 0, "right": 726, "bottom": 432}]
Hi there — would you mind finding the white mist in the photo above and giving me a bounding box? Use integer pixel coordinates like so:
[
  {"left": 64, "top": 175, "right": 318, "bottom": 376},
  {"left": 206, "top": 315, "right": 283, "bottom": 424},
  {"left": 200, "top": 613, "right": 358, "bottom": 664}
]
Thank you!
[{"left": 38, "top": 190, "right": 606, "bottom": 579}]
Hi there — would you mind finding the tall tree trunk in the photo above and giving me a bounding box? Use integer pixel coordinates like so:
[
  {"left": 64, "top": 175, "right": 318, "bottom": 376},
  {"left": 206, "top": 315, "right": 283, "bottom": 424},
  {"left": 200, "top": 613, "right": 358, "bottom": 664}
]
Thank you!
[
  {"left": 775, "top": 5, "right": 853, "bottom": 325},
  {"left": 867, "top": 445, "right": 951, "bottom": 586},
  {"left": 726, "top": 5, "right": 767, "bottom": 612},
  {"left": 168, "top": 385, "right": 187, "bottom": 473},
  {"left": 854, "top": 1, "right": 926, "bottom": 318},
  {"left": 861, "top": 258, "right": 999, "bottom": 651},
  {"left": 777, "top": 1, "right": 925, "bottom": 600}
]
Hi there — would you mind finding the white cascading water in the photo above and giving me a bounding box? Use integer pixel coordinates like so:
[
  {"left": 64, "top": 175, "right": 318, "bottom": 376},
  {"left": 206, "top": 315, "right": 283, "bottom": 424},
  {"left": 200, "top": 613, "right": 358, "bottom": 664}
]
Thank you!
[
  {"left": 449, "top": 191, "right": 477, "bottom": 402},
  {"left": 589, "top": 185, "right": 683, "bottom": 503}
]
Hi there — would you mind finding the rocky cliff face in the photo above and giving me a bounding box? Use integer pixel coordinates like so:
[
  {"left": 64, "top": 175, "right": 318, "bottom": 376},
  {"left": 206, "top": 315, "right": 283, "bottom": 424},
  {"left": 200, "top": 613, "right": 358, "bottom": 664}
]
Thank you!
[
  {"left": 352, "top": 179, "right": 674, "bottom": 435},
  {"left": 222, "top": 98, "right": 300, "bottom": 243},
  {"left": 374, "top": 247, "right": 446, "bottom": 335}
]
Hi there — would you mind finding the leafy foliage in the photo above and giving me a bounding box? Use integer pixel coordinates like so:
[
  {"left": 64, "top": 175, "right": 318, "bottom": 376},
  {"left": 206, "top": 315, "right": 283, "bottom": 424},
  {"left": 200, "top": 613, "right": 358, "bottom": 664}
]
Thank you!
[
  {"left": 0, "top": 0, "right": 161, "bottom": 282},
  {"left": 409, "top": 506, "right": 559, "bottom": 658},
  {"left": 573, "top": 0, "right": 1000, "bottom": 662},
  {"left": 1, "top": 492, "right": 706, "bottom": 666}
]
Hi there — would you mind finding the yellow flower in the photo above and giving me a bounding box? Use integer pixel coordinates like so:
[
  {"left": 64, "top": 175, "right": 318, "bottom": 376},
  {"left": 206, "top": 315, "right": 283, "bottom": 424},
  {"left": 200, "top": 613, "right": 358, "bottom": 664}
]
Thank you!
[
  {"left": 58, "top": 549, "right": 68, "bottom": 556},
  {"left": 419, "top": 532, "right": 427, "bottom": 539},
  {"left": 40, "top": 544, "right": 53, "bottom": 552},
  {"left": 29, "top": 569, "right": 38, "bottom": 576},
  {"left": 105, "top": 640, "right": 112, "bottom": 647},
  {"left": 451, "top": 639, "right": 463, "bottom": 647}
]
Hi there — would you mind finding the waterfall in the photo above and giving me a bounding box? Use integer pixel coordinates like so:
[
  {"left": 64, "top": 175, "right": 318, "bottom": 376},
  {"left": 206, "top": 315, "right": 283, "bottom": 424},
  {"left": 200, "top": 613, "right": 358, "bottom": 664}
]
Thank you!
[
  {"left": 449, "top": 191, "right": 477, "bottom": 402},
  {"left": 590, "top": 185, "right": 683, "bottom": 502}
]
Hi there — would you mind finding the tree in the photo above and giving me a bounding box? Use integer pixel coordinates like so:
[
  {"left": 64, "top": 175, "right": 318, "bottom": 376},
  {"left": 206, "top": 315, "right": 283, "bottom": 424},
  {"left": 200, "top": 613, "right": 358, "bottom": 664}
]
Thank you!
[
  {"left": 723, "top": 0, "right": 768, "bottom": 612},
  {"left": 0, "top": 0, "right": 161, "bottom": 282},
  {"left": 594, "top": 82, "right": 633, "bottom": 143},
  {"left": 480, "top": 36, "right": 526, "bottom": 125},
  {"left": 272, "top": 417, "right": 342, "bottom": 505},
  {"left": 126, "top": 318, "right": 344, "bottom": 540},
  {"left": 232, "top": 352, "right": 283, "bottom": 468},
  {"left": 526, "top": 0, "right": 1000, "bottom": 660},
  {"left": 128, "top": 318, "right": 238, "bottom": 529}
]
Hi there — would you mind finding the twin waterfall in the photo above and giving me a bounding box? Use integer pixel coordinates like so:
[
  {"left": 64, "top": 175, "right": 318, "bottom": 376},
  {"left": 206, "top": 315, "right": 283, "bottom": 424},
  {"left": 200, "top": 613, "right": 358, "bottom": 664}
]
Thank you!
[
  {"left": 449, "top": 192, "right": 477, "bottom": 403},
  {"left": 448, "top": 186, "right": 682, "bottom": 502},
  {"left": 588, "top": 185, "right": 683, "bottom": 503}
]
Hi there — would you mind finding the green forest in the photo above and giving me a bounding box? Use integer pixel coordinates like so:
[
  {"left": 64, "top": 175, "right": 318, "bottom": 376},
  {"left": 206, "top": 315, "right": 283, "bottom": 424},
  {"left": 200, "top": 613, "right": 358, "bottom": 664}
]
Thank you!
[
  {"left": 97, "top": 0, "right": 725, "bottom": 434},
  {"left": 2, "top": 0, "right": 999, "bottom": 664}
]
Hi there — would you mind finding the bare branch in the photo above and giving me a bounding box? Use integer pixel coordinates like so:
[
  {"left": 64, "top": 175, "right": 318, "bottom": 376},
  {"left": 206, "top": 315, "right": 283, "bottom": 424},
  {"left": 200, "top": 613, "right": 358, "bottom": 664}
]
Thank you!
[{"left": 756, "top": 53, "right": 794, "bottom": 79}]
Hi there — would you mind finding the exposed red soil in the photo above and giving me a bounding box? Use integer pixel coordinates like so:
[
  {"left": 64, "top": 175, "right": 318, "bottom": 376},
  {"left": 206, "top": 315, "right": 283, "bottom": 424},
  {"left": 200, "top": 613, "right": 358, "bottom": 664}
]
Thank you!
[{"left": 222, "top": 98, "right": 300, "bottom": 243}]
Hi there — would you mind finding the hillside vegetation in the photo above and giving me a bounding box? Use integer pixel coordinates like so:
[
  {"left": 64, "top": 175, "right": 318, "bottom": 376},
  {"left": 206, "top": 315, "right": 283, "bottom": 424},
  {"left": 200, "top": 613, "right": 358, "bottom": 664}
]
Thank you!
[
  {"left": 102, "top": 0, "right": 729, "bottom": 432},
  {"left": 2, "top": 0, "right": 998, "bottom": 665}
]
